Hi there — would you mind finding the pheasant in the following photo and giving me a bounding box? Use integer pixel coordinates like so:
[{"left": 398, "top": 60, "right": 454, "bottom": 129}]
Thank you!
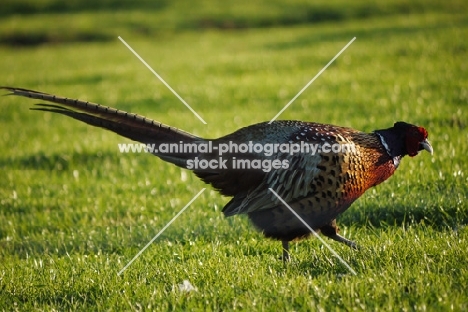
[{"left": 2, "top": 87, "right": 433, "bottom": 260}]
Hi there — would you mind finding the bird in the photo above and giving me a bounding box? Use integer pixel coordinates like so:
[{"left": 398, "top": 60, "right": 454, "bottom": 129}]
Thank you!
[{"left": 2, "top": 87, "right": 433, "bottom": 261}]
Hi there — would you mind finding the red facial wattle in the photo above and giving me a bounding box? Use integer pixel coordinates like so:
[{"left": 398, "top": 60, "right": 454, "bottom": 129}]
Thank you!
[{"left": 406, "top": 127, "right": 429, "bottom": 157}]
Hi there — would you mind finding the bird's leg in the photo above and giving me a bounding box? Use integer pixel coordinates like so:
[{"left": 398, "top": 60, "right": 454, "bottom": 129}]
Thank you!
[
  {"left": 328, "top": 233, "right": 358, "bottom": 249},
  {"left": 320, "top": 220, "right": 359, "bottom": 249},
  {"left": 282, "top": 240, "right": 290, "bottom": 262}
]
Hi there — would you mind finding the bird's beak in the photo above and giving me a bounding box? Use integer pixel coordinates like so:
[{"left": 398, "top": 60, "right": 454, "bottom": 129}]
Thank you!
[{"left": 420, "top": 139, "right": 433, "bottom": 155}]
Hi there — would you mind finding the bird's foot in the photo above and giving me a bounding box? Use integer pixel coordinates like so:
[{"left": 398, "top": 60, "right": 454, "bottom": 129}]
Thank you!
[
  {"left": 320, "top": 220, "right": 360, "bottom": 250},
  {"left": 330, "top": 234, "right": 360, "bottom": 250}
]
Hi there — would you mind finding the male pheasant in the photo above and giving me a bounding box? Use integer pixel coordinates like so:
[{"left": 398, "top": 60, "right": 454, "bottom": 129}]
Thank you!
[{"left": 2, "top": 87, "right": 433, "bottom": 260}]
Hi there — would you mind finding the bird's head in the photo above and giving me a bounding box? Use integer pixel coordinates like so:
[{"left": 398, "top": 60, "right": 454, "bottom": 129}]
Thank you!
[
  {"left": 394, "top": 121, "right": 433, "bottom": 157},
  {"left": 375, "top": 121, "right": 433, "bottom": 158}
]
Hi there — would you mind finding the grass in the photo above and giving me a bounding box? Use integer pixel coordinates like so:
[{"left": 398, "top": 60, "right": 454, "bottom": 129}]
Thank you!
[{"left": 1, "top": 0, "right": 467, "bottom": 310}]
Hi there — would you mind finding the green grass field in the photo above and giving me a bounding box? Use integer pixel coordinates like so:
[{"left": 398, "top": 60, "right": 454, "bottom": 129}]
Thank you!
[{"left": 1, "top": 0, "right": 467, "bottom": 310}]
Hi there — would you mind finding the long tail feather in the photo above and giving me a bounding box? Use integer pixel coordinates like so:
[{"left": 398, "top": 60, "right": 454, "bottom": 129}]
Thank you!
[{"left": 2, "top": 86, "right": 203, "bottom": 167}]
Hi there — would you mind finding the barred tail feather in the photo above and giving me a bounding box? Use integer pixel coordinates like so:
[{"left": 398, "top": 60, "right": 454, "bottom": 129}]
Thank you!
[{"left": 2, "top": 87, "right": 202, "bottom": 168}]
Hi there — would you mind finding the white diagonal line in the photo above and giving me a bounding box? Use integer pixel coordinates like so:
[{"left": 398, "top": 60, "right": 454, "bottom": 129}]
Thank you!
[
  {"left": 269, "top": 37, "right": 356, "bottom": 124},
  {"left": 118, "top": 36, "right": 207, "bottom": 125},
  {"left": 268, "top": 188, "right": 357, "bottom": 275},
  {"left": 118, "top": 188, "right": 206, "bottom": 275}
]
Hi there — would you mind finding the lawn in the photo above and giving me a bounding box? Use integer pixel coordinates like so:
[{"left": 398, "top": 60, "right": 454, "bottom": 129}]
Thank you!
[{"left": 0, "top": 0, "right": 467, "bottom": 310}]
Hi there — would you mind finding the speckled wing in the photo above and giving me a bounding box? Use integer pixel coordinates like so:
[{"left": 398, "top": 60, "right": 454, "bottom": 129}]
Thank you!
[
  {"left": 221, "top": 121, "right": 362, "bottom": 216},
  {"left": 194, "top": 121, "right": 305, "bottom": 197}
]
